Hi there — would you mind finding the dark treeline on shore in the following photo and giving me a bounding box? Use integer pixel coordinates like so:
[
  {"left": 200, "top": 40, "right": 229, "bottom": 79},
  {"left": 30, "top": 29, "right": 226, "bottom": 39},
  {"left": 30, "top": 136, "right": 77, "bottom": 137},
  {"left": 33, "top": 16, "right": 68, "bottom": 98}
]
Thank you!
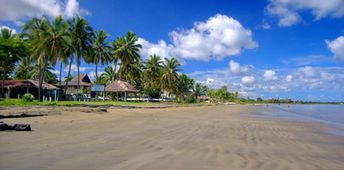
[
  {"left": 1, "top": 16, "right": 342, "bottom": 104},
  {"left": 0, "top": 16, "right": 208, "bottom": 102}
]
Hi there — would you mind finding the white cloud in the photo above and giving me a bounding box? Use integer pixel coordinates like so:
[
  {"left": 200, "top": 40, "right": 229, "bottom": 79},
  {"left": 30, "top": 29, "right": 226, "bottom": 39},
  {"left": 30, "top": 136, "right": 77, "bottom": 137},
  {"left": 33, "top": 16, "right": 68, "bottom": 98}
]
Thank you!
[
  {"left": 299, "top": 66, "right": 316, "bottom": 77},
  {"left": 262, "top": 22, "right": 271, "bottom": 29},
  {"left": 65, "top": 64, "right": 86, "bottom": 73},
  {"left": 285, "top": 75, "right": 293, "bottom": 82},
  {"left": 0, "top": 26, "right": 17, "bottom": 34},
  {"left": 266, "top": 0, "right": 344, "bottom": 27},
  {"left": 241, "top": 76, "right": 255, "bottom": 84},
  {"left": 0, "top": 0, "right": 88, "bottom": 21},
  {"left": 139, "top": 14, "right": 257, "bottom": 61},
  {"left": 326, "top": 36, "right": 344, "bottom": 60},
  {"left": 229, "top": 60, "right": 253, "bottom": 74},
  {"left": 264, "top": 70, "right": 278, "bottom": 80},
  {"left": 137, "top": 38, "right": 175, "bottom": 60},
  {"left": 171, "top": 14, "right": 258, "bottom": 60},
  {"left": 50, "top": 69, "right": 60, "bottom": 75}
]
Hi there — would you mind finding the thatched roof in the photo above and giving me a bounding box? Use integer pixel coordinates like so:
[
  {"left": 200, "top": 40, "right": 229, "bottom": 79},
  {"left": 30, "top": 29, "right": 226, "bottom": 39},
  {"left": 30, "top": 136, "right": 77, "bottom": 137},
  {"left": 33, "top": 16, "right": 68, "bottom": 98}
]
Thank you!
[
  {"left": 67, "top": 74, "right": 92, "bottom": 86},
  {"left": 105, "top": 80, "right": 139, "bottom": 93},
  {"left": 3, "top": 80, "right": 59, "bottom": 90}
]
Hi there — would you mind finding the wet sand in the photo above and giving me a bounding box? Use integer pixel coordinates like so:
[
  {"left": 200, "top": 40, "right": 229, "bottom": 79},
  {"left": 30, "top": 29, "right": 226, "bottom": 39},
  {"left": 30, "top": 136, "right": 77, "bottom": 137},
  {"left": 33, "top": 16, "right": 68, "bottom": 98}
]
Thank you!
[{"left": 1, "top": 105, "right": 344, "bottom": 170}]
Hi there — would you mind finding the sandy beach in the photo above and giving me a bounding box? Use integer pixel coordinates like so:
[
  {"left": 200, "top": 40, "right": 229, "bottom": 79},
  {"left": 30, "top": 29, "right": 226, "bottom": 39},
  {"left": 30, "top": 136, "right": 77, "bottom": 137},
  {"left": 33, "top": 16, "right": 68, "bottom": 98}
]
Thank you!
[{"left": 1, "top": 105, "right": 344, "bottom": 170}]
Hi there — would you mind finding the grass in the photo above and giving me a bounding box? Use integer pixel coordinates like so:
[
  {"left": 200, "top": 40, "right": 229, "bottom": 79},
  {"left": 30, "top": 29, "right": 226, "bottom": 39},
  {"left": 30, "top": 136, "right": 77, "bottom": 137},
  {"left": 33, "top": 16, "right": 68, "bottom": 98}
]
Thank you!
[{"left": 0, "top": 99, "right": 171, "bottom": 107}]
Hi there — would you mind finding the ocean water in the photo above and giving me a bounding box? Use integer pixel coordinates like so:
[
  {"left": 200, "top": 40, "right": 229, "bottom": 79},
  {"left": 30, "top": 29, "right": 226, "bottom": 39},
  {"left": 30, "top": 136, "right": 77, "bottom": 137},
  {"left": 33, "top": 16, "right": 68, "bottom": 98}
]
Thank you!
[{"left": 251, "top": 104, "right": 344, "bottom": 136}]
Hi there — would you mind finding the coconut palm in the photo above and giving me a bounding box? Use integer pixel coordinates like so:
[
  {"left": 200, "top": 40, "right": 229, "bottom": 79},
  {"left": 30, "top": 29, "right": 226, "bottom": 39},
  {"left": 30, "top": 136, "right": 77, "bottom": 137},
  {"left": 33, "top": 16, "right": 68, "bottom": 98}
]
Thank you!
[
  {"left": 113, "top": 32, "right": 142, "bottom": 82},
  {"left": 28, "top": 64, "right": 57, "bottom": 84},
  {"left": 142, "top": 54, "right": 163, "bottom": 97},
  {"left": 176, "top": 74, "right": 194, "bottom": 101},
  {"left": 14, "top": 56, "right": 34, "bottom": 80},
  {"left": 100, "top": 65, "right": 116, "bottom": 84},
  {"left": 89, "top": 30, "right": 111, "bottom": 83},
  {"left": 68, "top": 16, "right": 94, "bottom": 90},
  {"left": 48, "top": 16, "right": 70, "bottom": 86},
  {"left": 0, "top": 28, "right": 26, "bottom": 97},
  {"left": 22, "top": 16, "right": 69, "bottom": 100},
  {"left": 160, "top": 58, "right": 181, "bottom": 96}
]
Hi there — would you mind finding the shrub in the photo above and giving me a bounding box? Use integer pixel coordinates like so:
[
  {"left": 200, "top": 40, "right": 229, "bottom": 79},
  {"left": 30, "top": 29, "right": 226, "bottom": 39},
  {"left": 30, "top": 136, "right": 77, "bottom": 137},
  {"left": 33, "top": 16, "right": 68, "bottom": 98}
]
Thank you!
[
  {"left": 22, "top": 93, "right": 34, "bottom": 102},
  {"left": 185, "top": 95, "right": 196, "bottom": 103}
]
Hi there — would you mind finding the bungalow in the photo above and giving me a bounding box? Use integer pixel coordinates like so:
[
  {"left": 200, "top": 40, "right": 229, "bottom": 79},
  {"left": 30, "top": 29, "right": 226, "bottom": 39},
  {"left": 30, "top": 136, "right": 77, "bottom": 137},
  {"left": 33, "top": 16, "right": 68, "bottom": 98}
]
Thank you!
[
  {"left": 2, "top": 80, "right": 59, "bottom": 99},
  {"left": 58, "top": 74, "right": 92, "bottom": 95},
  {"left": 105, "top": 80, "right": 139, "bottom": 101}
]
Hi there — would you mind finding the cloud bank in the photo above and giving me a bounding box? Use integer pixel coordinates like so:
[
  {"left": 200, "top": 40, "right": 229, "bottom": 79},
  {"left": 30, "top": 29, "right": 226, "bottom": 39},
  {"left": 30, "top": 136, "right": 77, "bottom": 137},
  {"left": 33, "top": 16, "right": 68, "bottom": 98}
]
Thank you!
[
  {"left": 0, "top": 0, "right": 88, "bottom": 21},
  {"left": 326, "top": 36, "right": 344, "bottom": 61},
  {"left": 138, "top": 14, "right": 257, "bottom": 61},
  {"left": 266, "top": 0, "right": 344, "bottom": 27},
  {"left": 189, "top": 60, "right": 344, "bottom": 101}
]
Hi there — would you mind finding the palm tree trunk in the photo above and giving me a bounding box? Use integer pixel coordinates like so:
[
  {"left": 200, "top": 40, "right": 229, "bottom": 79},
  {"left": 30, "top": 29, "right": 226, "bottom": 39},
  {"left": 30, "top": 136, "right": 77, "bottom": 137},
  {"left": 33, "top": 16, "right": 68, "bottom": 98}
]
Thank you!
[
  {"left": 64, "top": 55, "right": 73, "bottom": 94},
  {"left": 113, "top": 60, "right": 117, "bottom": 81},
  {"left": 39, "top": 62, "right": 48, "bottom": 101},
  {"left": 59, "top": 62, "right": 62, "bottom": 86},
  {"left": 77, "top": 56, "right": 80, "bottom": 90},
  {"left": 1, "top": 64, "right": 5, "bottom": 98},
  {"left": 95, "top": 63, "right": 98, "bottom": 84}
]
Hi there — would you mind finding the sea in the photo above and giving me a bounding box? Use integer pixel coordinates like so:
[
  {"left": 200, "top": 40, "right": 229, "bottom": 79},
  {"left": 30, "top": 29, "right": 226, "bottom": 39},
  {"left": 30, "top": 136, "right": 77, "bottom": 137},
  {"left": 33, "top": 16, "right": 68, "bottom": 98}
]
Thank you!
[{"left": 251, "top": 104, "right": 344, "bottom": 136}]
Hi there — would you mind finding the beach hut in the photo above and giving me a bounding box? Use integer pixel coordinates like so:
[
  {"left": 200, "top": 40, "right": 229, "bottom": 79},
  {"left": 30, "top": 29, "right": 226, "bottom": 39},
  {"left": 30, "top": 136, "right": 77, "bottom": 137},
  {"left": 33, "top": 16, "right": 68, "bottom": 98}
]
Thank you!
[
  {"left": 58, "top": 74, "right": 92, "bottom": 94},
  {"left": 105, "top": 80, "right": 139, "bottom": 101},
  {"left": 2, "top": 80, "right": 59, "bottom": 100}
]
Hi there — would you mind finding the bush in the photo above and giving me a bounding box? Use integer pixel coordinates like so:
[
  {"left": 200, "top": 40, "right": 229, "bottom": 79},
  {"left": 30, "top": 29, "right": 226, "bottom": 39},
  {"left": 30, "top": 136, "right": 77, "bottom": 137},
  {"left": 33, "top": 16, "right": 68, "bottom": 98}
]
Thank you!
[
  {"left": 184, "top": 95, "right": 196, "bottom": 103},
  {"left": 22, "top": 93, "right": 34, "bottom": 102}
]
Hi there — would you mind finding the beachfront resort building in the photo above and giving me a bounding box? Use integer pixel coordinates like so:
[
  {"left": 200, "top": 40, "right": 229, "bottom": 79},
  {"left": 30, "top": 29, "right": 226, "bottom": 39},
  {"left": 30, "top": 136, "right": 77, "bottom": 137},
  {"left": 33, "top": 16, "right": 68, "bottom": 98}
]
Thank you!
[
  {"left": 105, "top": 80, "right": 139, "bottom": 101},
  {"left": 57, "top": 74, "right": 92, "bottom": 95},
  {"left": 2, "top": 80, "right": 59, "bottom": 99}
]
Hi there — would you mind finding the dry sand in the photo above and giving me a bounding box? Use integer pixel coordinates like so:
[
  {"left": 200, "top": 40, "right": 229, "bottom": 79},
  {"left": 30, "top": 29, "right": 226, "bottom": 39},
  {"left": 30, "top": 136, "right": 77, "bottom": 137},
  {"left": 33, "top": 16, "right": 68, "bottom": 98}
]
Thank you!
[{"left": 0, "top": 105, "right": 343, "bottom": 170}]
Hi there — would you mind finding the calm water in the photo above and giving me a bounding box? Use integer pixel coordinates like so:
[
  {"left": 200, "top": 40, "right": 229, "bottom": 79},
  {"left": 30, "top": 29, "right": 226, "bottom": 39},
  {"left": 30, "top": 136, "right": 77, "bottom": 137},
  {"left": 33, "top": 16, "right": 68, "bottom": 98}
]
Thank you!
[{"left": 251, "top": 104, "right": 344, "bottom": 136}]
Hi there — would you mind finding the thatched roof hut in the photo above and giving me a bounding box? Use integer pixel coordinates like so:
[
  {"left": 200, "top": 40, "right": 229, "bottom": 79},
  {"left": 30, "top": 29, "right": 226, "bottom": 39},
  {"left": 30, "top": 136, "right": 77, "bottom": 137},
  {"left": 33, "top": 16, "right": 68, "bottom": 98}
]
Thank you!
[
  {"left": 67, "top": 74, "right": 92, "bottom": 87},
  {"left": 2, "top": 80, "right": 59, "bottom": 99},
  {"left": 105, "top": 80, "right": 139, "bottom": 101},
  {"left": 4, "top": 80, "right": 59, "bottom": 90},
  {"left": 105, "top": 80, "right": 139, "bottom": 93}
]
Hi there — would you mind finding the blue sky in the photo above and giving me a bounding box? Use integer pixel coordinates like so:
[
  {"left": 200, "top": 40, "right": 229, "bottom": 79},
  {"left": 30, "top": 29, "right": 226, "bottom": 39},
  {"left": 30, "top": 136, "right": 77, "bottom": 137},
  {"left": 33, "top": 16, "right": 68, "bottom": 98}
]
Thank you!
[{"left": 1, "top": 0, "right": 344, "bottom": 101}]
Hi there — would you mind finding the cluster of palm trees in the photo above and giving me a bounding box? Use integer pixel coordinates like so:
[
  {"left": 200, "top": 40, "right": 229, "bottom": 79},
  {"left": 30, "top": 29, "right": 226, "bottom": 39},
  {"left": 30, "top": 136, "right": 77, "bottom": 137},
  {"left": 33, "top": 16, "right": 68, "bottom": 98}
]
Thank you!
[{"left": 0, "top": 16, "right": 208, "bottom": 102}]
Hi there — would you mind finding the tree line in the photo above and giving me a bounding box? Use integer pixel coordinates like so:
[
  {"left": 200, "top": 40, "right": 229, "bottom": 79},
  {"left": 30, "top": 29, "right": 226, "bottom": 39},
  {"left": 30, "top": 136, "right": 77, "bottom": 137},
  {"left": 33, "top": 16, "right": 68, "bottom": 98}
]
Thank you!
[{"left": 0, "top": 16, "right": 209, "bottom": 102}]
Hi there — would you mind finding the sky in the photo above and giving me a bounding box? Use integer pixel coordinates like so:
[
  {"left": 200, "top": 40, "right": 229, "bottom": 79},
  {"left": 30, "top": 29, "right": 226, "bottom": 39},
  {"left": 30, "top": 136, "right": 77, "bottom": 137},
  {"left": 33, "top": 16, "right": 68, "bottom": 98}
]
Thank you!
[{"left": 1, "top": 0, "right": 344, "bottom": 102}]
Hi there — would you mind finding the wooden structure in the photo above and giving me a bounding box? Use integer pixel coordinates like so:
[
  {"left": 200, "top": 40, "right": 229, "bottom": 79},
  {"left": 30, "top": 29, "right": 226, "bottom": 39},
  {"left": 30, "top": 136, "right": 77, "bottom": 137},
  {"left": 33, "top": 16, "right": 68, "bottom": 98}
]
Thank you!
[
  {"left": 2, "top": 80, "right": 59, "bottom": 100},
  {"left": 59, "top": 74, "right": 92, "bottom": 94},
  {"left": 105, "top": 80, "right": 139, "bottom": 101}
]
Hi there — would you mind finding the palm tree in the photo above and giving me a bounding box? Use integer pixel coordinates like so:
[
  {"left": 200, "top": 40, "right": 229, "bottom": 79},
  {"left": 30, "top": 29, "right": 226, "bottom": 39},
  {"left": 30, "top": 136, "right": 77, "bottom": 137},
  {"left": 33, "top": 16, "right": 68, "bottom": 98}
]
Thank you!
[
  {"left": 113, "top": 32, "right": 142, "bottom": 82},
  {"left": 22, "top": 16, "right": 69, "bottom": 101},
  {"left": 100, "top": 65, "right": 116, "bottom": 84},
  {"left": 68, "top": 16, "right": 94, "bottom": 90},
  {"left": 160, "top": 58, "right": 181, "bottom": 96},
  {"left": 89, "top": 30, "right": 111, "bottom": 83},
  {"left": 177, "top": 74, "right": 194, "bottom": 101},
  {"left": 48, "top": 16, "right": 70, "bottom": 86},
  {"left": 0, "top": 28, "right": 26, "bottom": 97},
  {"left": 142, "top": 54, "right": 163, "bottom": 97},
  {"left": 14, "top": 56, "right": 34, "bottom": 80},
  {"left": 28, "top": 64, "right": 58, "bottom": 84}
]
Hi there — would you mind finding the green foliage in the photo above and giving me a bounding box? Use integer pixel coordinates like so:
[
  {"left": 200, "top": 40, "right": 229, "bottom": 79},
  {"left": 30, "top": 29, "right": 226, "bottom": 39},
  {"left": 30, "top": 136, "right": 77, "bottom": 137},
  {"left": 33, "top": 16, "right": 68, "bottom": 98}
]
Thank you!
[
  {"left": 22, "top": 93, "right": 35, "bottom": 102},
  {"left": 207, "top": 86, "right": 239, "bottom": 103},
  {"left": 160, "top": 58, "right": 181, "bottom": 95},
  {"left": 113, "top": 32, "right": 142, "bottom": 84},
  {"left": 88, "top": 30, "right": 111, "bottom": 83},
  {"left": 142, "top": 54, "right": 163, "bottom": 97},
  {"left": 0, "top": 28, "right": 26, "bottom": 79},
  {"left": 184, "top": 95, "right": 196, "bottom": 103}
]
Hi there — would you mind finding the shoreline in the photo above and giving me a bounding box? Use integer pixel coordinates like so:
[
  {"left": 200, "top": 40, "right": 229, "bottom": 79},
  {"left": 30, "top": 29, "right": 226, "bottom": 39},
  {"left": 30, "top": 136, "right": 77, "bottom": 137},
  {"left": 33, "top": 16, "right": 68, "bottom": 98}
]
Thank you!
[{"left": 1, "top": 105, "right": 344, "bottom": 169}]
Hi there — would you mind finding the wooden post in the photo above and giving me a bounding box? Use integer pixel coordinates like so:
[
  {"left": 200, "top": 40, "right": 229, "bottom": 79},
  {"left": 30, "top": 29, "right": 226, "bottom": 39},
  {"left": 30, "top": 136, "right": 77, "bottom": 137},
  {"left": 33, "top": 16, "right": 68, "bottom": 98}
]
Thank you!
[{"left": 124, "top": 92, "right": 127, "bottom": 101}]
